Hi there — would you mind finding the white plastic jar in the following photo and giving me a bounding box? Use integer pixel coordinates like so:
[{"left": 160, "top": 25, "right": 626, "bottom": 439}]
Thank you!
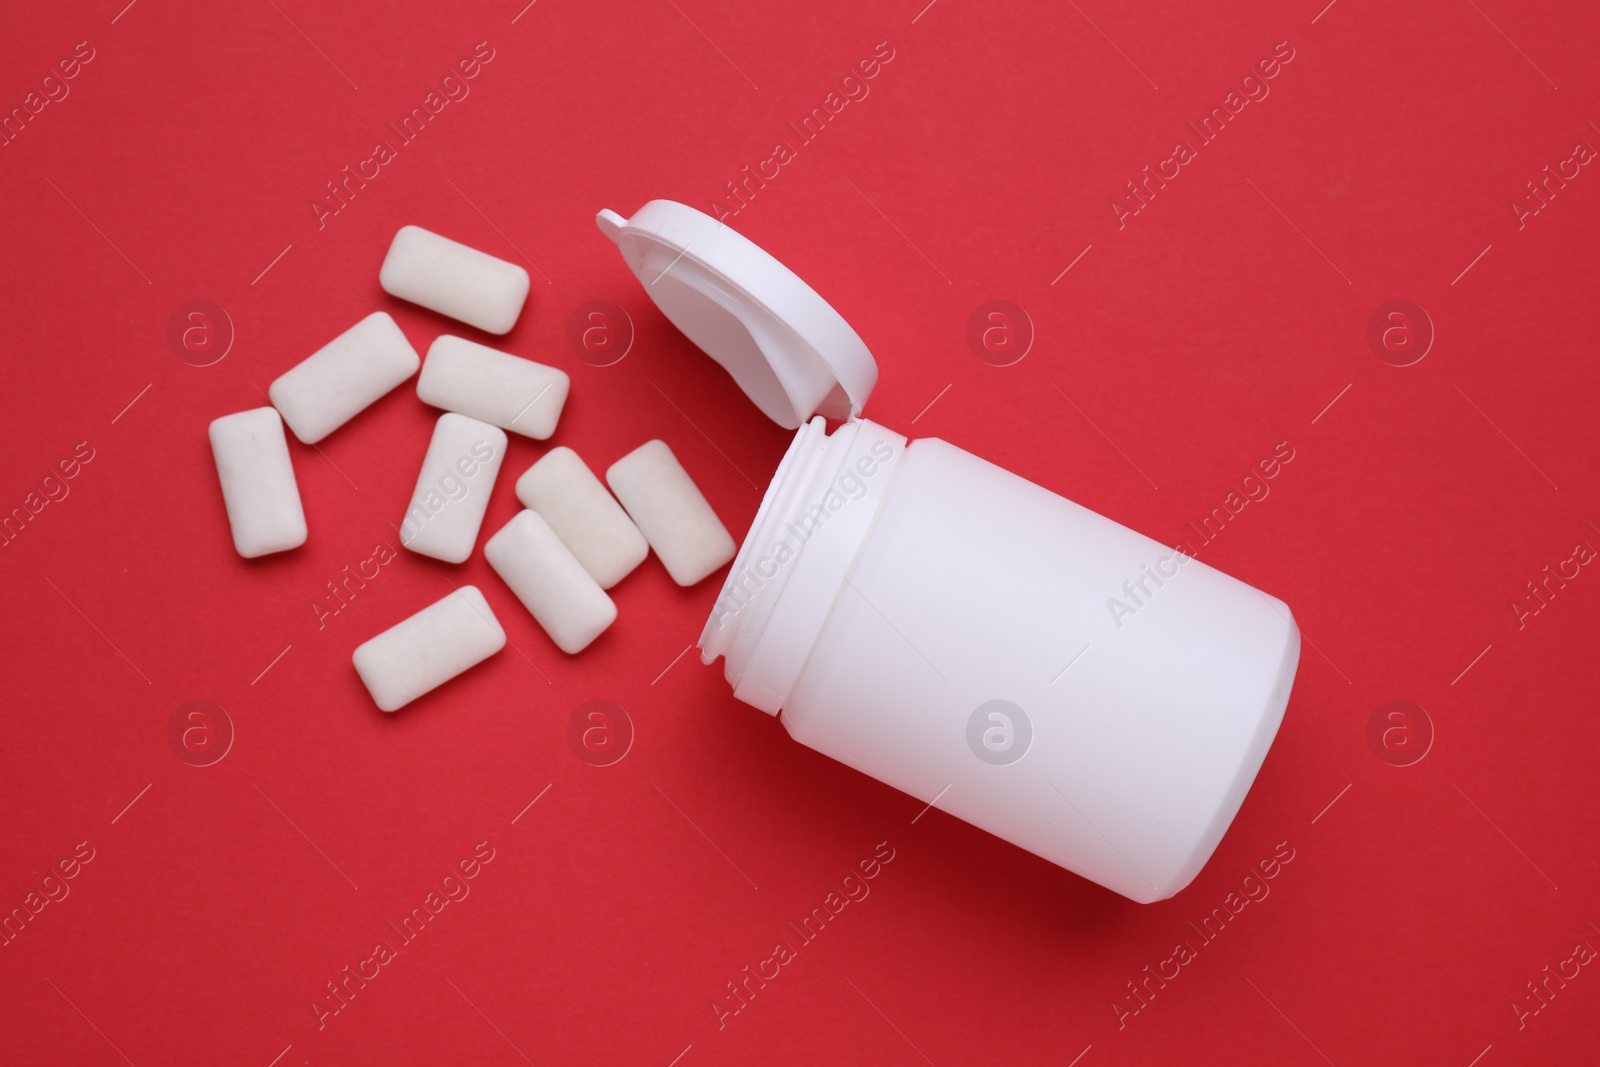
[{"left": 599, "top": 202, "right": 1300, "bottom": 902}]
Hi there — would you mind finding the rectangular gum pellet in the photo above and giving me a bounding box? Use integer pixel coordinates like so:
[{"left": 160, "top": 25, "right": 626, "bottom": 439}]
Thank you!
[
  {"left": 515, "top": 446, "right": 647, "bottom": 589},
  {"left": 485, "top": 510, "right": 617, "bottom": 654},
  {"left": 606, "top": 440, "right": 736, "bottom": 586},
  {"left": 417, "top": 335, "right": 569, "bottom": 439},
  {"left": 352, "top": 585, "right": 506, "bottom": 711},
  {"left": 268, "top": 312, "right": 421, "bottom": 443},
  {"left": 378, "top": 225, "right": 530, "bottom": 335},
  {"left": 209, "top": 407, "right": 307, "bottom": 558},
  {"left": 399, "top": 412, "right": 508, "bottom": 563}
]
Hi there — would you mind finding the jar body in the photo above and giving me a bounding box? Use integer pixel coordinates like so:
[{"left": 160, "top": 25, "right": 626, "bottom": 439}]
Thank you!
[{"left": 705, "top": 419, "right": 1300, "bottom": 903}]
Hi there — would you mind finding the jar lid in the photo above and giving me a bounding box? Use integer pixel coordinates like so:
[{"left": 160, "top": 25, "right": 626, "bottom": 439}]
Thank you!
[{"left": 596, "top": 201, "right": 878, "bottom": 429}]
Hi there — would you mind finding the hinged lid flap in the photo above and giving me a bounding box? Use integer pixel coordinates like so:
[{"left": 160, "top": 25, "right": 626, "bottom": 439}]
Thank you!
[{"left": 597, "top": 201, "right": 877, "bottom": 429}]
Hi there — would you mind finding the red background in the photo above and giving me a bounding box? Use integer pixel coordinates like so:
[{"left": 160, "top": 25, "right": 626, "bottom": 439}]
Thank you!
[{"left": 2, "top": 1, "right": 1597, "bottom": 1064}]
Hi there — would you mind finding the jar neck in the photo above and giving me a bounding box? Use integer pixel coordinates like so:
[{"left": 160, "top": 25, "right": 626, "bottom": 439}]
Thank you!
[{"left": 699, "top": 416, "right": 908, "bottom": 715}]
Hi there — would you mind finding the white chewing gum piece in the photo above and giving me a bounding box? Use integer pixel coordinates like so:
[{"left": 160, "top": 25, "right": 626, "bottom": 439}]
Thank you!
[
  {"left": 378, "top": 225, "right": 530, "bottom": 335},
  {"left": 209, "top": 407, "right": 307, "bottom": 558},
  {"left": 352, "top": 585, "right": 506, "bottom": 711},
  {"left": 417, "top": 335, "right": 569, "bottom": 439},
  {"left": 606, "top": 440, "right": 735, "bottom": 587},
  {"left": 515, "top": 447, "right": 648, "bottom": 589},
  {"left": 485, "top": 510, "right": 617, "bottom": 654},
  {"left": 268, "top": 312, "right": 421, "bottom": 443},
  {"left": 399, "top": 412, "right": 507, "bottom": 564}
]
